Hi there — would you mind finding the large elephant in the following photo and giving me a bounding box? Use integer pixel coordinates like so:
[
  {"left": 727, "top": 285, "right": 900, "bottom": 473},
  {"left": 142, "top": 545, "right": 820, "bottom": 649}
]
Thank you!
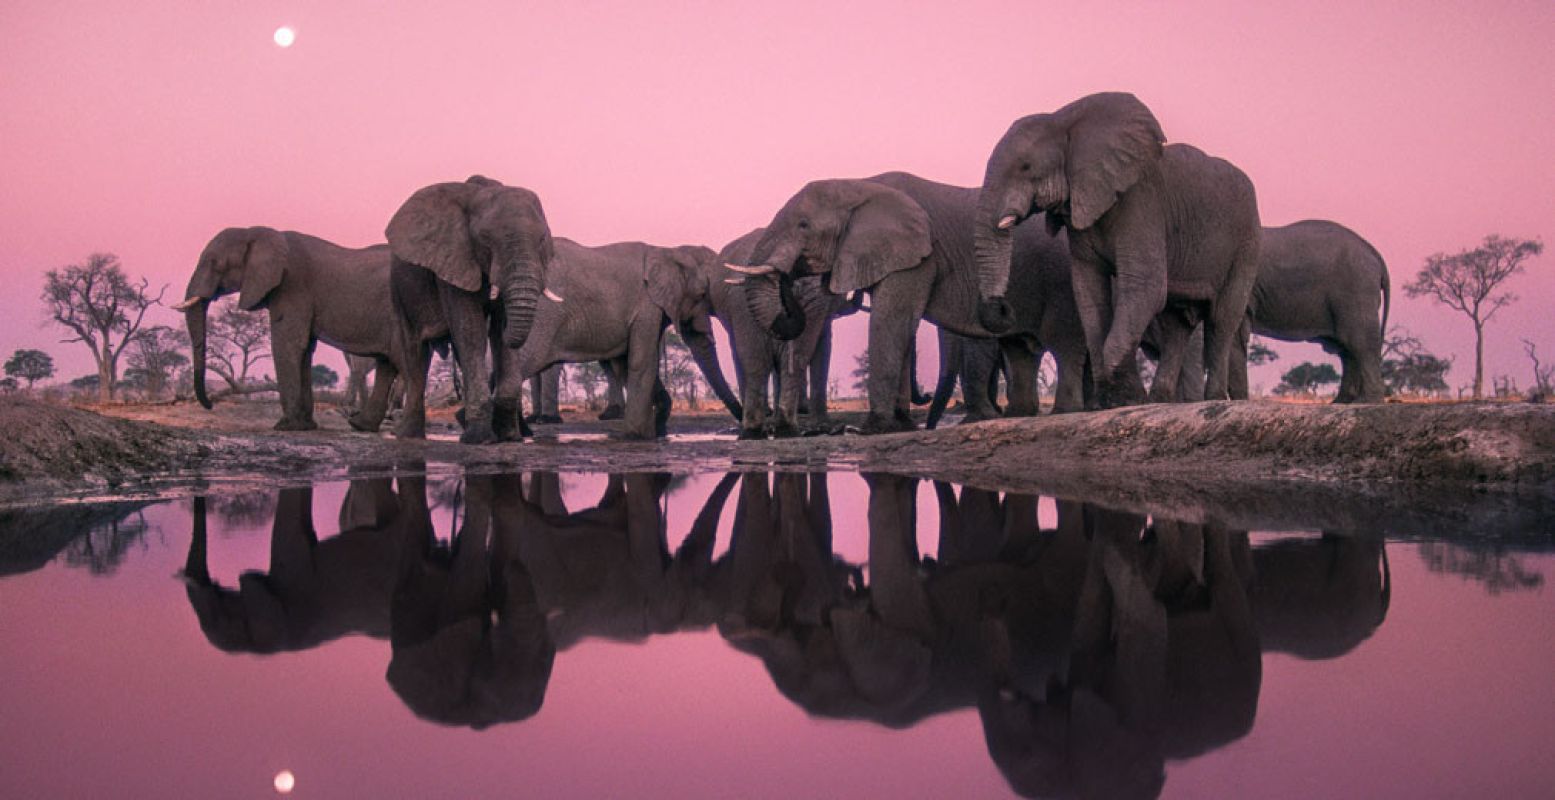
[
  {"left": 173, "top": 227, "right": 399, "bottom": 431},
  {"left": 1234, "top": 220, "right": 1391, "bottom": 403},
  {"left": 385, "top": 175, "right": 556, "bottom": 443},
  {"left": 503, "top": 238, "right": 740, "bottom": 439},
  {"left": 926, "top": 329, "right": 1004, "bottom": 429},
  {"left": 974, "top": 92, "right": 1262, "bottom": 405},
  {"left": 712, "top": 228, "right": 861, "bottom": 438},
  {"left": 730, "top": 171, "right": 1088, "bottom": 434}
]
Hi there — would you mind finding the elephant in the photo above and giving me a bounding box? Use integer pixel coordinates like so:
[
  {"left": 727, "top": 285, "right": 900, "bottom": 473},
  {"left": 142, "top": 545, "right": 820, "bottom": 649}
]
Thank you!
[
  {"left": 173, "top": 227, "right": 400, "bottom": 431},
  {"left": 974, "top": 92, "right": 1262, "bottom": 406},
  {"left": 926, "top": 329, "right": 1004, "bottom": 429},
  {"left": 1233, "top": 220, "right": 1391, "bottom": 403},
  {"left": 385, "top": 175, "right": 556, "bottom": 443},
  {"left": 345, "top": 353, "right": 405, "bottom": 415},
  {"left": 729, "top": 171, "right": 1089, "bottom": 434},
  {"left": 501, "top": 238, "right": 740, "bottom": 440},
  {"left": 712, "top": 228, "right": 862, "bottom": 438}
]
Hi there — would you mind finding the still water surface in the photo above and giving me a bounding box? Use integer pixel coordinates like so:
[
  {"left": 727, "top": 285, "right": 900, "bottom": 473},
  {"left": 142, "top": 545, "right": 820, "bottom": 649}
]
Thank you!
[{"left": 2, "top": 471, "right": 1552, "bottom": 798}]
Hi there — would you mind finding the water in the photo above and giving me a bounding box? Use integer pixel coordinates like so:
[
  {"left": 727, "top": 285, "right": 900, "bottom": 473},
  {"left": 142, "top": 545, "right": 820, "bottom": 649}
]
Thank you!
[{"left": 1, "top": 471, "right": 1552, "bottom": 798}]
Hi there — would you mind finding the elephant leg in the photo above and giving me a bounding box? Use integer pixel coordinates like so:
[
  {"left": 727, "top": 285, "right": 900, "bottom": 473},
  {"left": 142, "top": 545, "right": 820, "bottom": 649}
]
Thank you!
[
  {"left": 1069, "top": 259, "right": 1117, "bottom": 404},
  {"left": 349, "top": 357, "right": 397, "bottom": 432},
  {"left": 442, "top": 292, "right": 495, "bottom": 444},
  {"left": 737, "top": 346, "right": 772, "bottom": 440},
  {"left": 773, "top": 347, "right": 803, "bottom": 438},
  {"left": 959, "top": 339, "right": 1000, "bottom": 423},
  {"left": 393, "top": 336, "right": 431, "bottom": 439},
  {"left": 1001, "top": 338, "right": 1042, "bottom": 417},
  {"left": 1228, "top": 318, "right": 1251, "bottom": 401},
  {"left": 1102, "top": 265, "right": 1169, "bottom": 405},
  {"left": 1146, "top": 313, "right": 1192, "bottom": 404},
  {"left": 808, "top": 321, "right": 832, "bottom": 423},
  {"left": 653, "top": 377, "right": 673, "bottom": 438},
  {"left": 862, "top": 273, "right": 930, "bottom": 434},
  {"left": 541, "top": 366, "right": 561, "bottom": 420},
  {"left": 269, "top": 321, "right": 318, "bottom": 431},
  {"left": 1338, "top": 316, "right": 1386, "bottom": 403},
  {"left": 620, "top": 322, "right": 664, "bottom": 440},
  {"left": 490, "top": 336, "right": 529, "bottom": 442},
  {"left": 926, "top": 331, "right": 962, "bottom": 429},
  {"left": 598, "top": 359, "right": 626, "bottom": 420},
  {"left": 1176, "top": 324, "right": 1207, "bottom": 402},
  {"left": 1203, "top": 243, "right": 1261, "bottom": 401}
]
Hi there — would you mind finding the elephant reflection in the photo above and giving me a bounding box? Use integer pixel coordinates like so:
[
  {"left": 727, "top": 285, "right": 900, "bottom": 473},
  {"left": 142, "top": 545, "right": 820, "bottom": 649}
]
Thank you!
[
  {"left": 182, "top": 478, "right": 405, "bottom": 653},
  {"left": 719, "top": 475, "right": 1390, "bottom": 799}
]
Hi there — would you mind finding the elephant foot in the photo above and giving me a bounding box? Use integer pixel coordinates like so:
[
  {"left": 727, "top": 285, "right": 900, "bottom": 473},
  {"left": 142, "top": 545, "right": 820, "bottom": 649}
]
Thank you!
[
  {"left": 460, "top": 418, "right": 498, "bottom": 445},
  {"left": 611, "top": 428, "right": 655, "bottom": 442},
  {"left": 454, "top": 407, "right": 468, "bottom": 428},
  {"left": 737, "top": 427, "right": 767, "bottom": 441},
  {"left": 491, "top": 402, "right": 524, "bottom": 442},
  {"left": 770, "top": 421, "right": 800, "bottom": 439},
  {"left": 346, "top": 413, "right": 382, "bottom": 433},
  {"left": 273, "top": 417, "right": 318, "bottom": 432},
  {"left": 960, "top": 409, "right": 1001, "bottom": 425},
  {"left": 537, "top": 414, "right": 563, "bottom": 424},
  {"left": 597, "top": 404, "right": 625, "bottom": 421},
  {"left": 801, "top": 423, "right": 845, "bottom": 437},
  {"left": 393, "top": 416, "right": 427, "bottom": 440},
  {"left": 859, "top": 413, "right": 915, "bottom": 436}
]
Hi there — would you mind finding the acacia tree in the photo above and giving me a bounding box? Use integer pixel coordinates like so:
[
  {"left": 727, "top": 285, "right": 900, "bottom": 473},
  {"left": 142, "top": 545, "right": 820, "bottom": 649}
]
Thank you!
[
  {"left": 568, "top": 361, "right": 606, "bottom": 409},
  {"left": 4, "top": 349, "right": 56, "bottom": 390},
  {"left": 124, "top": 326, "right": 190, "bottom": 399},
  {"left": 1382, "top": 327, "right": 1452, "bottom": 396},
  {"left": 1247, "top": 336, "right": 1279, "bottom": 366},
  {"left": 660, "top": 331, "right": 705, "bottom": 410},
  {"left": 1404, "top": 235, "right": 1543, "bottom": 399},
  {"left": 205, "top": 300, "right": 271, "bottom": 392},
  {"left": 1275, "top": 362, "right": 1340, "bottom": 396},
  {"left": 1523, "top": 339, "right": 1553, "bottom": 400},
  {"left": 42, "top": 253, "right": 166, "bottom": 402}
]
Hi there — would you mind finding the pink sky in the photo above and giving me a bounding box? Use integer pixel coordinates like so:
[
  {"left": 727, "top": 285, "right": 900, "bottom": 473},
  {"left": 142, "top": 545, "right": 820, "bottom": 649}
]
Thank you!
[{"left": 2, "top": 0, "right": 1552, "bottom": 393}]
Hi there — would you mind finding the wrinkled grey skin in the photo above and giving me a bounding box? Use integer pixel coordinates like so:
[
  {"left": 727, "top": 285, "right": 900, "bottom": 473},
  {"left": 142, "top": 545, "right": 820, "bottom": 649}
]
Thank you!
[
  {"left": 735, "top": 172, "right": 1088, "bottom": 434},
  {"left": 1141, "top": 318, "right": 1206, "bottom": 402},
  {"left": 975, "top": 93, "right": 1262, "bottom": 406},
  {"left": 178, "top": 227, "right": 398, "bottom": 432},
  {"left": 713, "top": 228, "right": 860, "bottom": 438},
  {"left": 386, "top": 175, "right": 555, "bottom": 443},
  {"left": 526, "top": 366, "right": 563, "bottom": 423},
  {"left": 1234, "top": 221, "right": 1391, "bottom": 403},
  {"left": 345, "top": 353, "right": 404, "bottom": 414},
  {"left": 927, "top": 330, "right": 1004, "bottom": 429},
  {"left": 503, "top": 238, "right": 739, "bottom": 440}
]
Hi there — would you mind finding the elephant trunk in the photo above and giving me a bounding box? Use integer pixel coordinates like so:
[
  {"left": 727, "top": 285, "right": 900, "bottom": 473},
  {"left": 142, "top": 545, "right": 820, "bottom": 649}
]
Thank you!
[
  {"left": 974, "top": 191, "right": 1019, "bottom": 334},
  {"left": 743, "top": 272, "right": 806, "bottom": 342},
  {"left": 682, "top": 319, "right": 743, "bottom": 421},
  {"left": 186, "top": 301, "right": 213, "bottom": 409},
  {"left": 501, "top": 255, "right": 543, "bottom": 349}
]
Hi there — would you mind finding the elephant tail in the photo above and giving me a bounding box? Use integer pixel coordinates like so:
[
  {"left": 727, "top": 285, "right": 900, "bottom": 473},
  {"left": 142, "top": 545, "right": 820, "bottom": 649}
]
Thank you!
[
  {"left": 1366, "top": 239, "right": 1391, "bottom": 342},
  {"left": 926, "top": 357, "right": 958, "bottom": 430}
]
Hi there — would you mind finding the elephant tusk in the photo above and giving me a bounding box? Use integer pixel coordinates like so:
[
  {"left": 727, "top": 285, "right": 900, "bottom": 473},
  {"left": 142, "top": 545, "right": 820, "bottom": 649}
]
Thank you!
[
  {"left": 171, "top": 296, "right": 203, "bottom": 311},
  {"left": 725, "top": 263, "right": 777, "bottom": 276},
  {"left": 997, "top": 215, "right": 1019, "bottom": 230},
  {"left": 723, "top": 277, "right": 746, "bottom": 285},
  {"left": 544, "top": 288, "right": 565, "bottom": 303},
  {"left": 489, "top": 286, "right": 501, "bottom": 301}
]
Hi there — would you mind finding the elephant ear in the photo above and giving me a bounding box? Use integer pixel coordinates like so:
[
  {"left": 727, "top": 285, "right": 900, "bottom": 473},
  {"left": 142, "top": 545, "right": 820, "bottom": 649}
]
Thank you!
[
  {"left": 831, "top": 184, "right": 932, "bottom": 295},
  {"left": 643, "top": 249, "right": 691, "bottom": 323},
  {"left": 385, "top": 182, "right": 484, "bottom": 292},
  {"left": 238, "top": 228, "right": 290, "bottom": 310},
  {"left": 1062, "top": 93, "right": 1166, "bottom": 231}
]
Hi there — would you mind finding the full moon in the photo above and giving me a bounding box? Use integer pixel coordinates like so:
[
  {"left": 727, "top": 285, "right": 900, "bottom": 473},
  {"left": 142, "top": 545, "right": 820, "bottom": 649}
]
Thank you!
[
  {"left": 273, "top": 27, "right": 296, "bottom": 48},
  {"left": 273, "top": 770, "right": 296, "bottom": 794}
]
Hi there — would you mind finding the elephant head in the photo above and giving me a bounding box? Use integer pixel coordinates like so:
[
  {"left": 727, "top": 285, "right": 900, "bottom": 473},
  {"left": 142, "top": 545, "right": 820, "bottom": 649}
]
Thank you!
[
  {"left": 645, "top": 245, "right": 741, "bottom": 418},
  {"left": 729, "top": 179, "right": 932, "bottom": 341},
  {"left": 174, "top": 226, "right": 292, "bottom": 409},
  {"left": 975, "top": 93, "right": 1165, "bottom": 333},
  {"left": 385, "top": 175, "right": 557, "bottom": 350}
]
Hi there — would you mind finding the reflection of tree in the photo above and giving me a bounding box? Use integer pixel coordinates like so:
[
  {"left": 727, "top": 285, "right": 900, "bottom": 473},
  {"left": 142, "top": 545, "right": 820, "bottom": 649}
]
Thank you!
[
  {"left": 204, "top": 492, "right": 279, "bottom": 532},
  {"left": 1418, "top": 543, "right": 1544, "bottom": 594},
  {"left": 63, "top": 511, "right": 150, "bottom": 575}
]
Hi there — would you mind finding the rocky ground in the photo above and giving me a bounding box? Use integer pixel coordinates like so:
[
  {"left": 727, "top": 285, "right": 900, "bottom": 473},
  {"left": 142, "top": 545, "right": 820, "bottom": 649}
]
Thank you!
[{"left": 2, "top": 394, "right": 1553, "bottom": 533}]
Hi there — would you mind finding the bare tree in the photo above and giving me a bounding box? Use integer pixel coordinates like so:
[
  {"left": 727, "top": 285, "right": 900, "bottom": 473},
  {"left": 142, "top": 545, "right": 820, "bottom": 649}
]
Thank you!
[
  {"left": 1404, "top": 235, "right": 1543, "bottom": 399},
  {"left": 1523, "top": 339, "right": 1554, "bottom": 400},
  {"left": 41, "top": 253, "right": 166, "bottom": 402},
  {"left": 205, "top": 300, "right": 271, "bottom": 392}
]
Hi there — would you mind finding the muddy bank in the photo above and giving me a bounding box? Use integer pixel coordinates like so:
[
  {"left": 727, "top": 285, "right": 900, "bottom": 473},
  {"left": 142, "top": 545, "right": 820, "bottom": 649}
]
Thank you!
[{"left": 3, "top": 397, "right": 1553, "bottom": 532}]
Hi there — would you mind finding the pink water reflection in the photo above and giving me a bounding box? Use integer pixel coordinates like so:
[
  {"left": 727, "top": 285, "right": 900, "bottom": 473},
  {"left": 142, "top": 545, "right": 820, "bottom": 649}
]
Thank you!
[{"left": 0, "top": 472, "right": 1551, "bottom": 799}]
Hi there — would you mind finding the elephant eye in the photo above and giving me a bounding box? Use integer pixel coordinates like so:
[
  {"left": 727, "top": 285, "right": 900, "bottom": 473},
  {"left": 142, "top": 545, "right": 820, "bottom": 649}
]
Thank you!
[
  {"left": 797, "top": 219, "right": 810, "bottom": 230},
  {"left": 1019, "top": 162, "right": 1031, "bottom": 173}
]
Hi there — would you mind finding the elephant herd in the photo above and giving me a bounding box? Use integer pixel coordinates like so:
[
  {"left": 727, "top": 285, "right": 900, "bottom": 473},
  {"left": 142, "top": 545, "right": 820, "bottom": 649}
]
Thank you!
[
  {"left": 174, "top": 92, "right": 1390, "bottom": 443},
  {"left": 182, "top": 472, "right": 1389, "bottom": 796}
]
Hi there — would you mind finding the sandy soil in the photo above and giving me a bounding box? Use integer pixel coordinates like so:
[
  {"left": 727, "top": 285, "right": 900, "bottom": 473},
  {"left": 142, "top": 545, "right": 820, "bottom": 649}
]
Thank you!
[{"left": 2, "top": 395, "right": 1553, "bottom": 533}]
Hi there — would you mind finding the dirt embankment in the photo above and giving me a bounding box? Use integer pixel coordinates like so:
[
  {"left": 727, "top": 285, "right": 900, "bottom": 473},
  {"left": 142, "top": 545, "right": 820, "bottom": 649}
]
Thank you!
[{"left": 2, "top": 396, "right": 1553, "bottom": 524}]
